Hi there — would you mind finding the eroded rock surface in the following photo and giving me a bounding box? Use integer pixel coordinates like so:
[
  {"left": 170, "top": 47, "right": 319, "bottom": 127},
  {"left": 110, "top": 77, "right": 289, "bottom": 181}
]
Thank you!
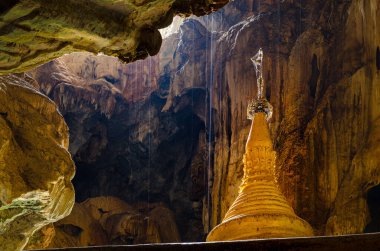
[
  {"left": 0, "top": 0, "right": 228, "bottom": 74},
  {"left": 0, "top": 74, "right": 75, "bottom": 250},
  {"left": 47, "top": 196, "right": 180, "bottom": 248},
  {"left": 29, "top": 43, "right": 207, "bottom": 242},
  {"left": 24, "top": 0, "right": 380, "bottom": 247},
  {"left": 207, "top": 0, "right": 380, "bottom": 236}
]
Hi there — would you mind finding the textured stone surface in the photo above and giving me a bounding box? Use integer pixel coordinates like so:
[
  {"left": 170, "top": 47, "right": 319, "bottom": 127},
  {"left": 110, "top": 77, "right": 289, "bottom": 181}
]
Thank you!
[
  {"left": 0, "top": 74, "right": 75, "bottom": 250},
  {"left": 207, "top": 0, "right": 380, "bottom": 236},
  {"left": 29, "top": 44, "right": 207, "bottom": 242},
  {"left": 48, "top": 196, "right": 180, "bottom": 248},
  {"left": 23, "top": 0, "right": 380, "bottom": 246},
  {"left": 25, "top": 224, "right": 56, "bottom": 250},
  {"left": 0, "top": 0, "right": 228, "bottom": 74}
]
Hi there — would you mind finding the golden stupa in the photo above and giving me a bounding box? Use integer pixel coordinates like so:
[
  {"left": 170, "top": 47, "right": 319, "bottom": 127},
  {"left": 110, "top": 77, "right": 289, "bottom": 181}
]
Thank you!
[{"left": 206, "top": 49, "right": 314, "bottom": 242}]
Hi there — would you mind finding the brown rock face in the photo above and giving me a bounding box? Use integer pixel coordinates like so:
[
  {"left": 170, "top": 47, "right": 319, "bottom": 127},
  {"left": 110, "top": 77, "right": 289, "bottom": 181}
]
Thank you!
[
  {"left": 0, "top": 1, "right": 231, "bottom": 249},
  {"left": 29, "top": 40, "right": 207, "bottom": 242},
  {"left": 207, "top": 0, "right": 380, "bottom": 236},
  {"left": 0, "top": 74, "right": 75, "bottom": 250},
  {"left": 0, "top": 0, "right": 229, "bottom": 74},
  {"left": 25, "top": 224, "right": 56, "bottom": 250},
  {"left": 58, "top": 53, "right": 159, "bottom": 103},
  {"left": 48, "top": 196, "right": 180, "bottom": 247}
]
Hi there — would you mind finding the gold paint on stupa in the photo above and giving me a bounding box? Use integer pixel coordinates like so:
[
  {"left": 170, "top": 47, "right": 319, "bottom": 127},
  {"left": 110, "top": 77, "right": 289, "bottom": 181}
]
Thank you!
[{"left": 206, "top": 49, "right": 314, "bottom": 241}]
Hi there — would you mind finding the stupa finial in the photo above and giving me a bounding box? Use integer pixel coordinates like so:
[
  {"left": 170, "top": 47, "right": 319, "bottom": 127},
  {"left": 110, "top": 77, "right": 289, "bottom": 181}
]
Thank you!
[
  {"left": 247, "top": 48, "right": 272, "bottom": 120},
  {"left": 251, "top": 48, "right": 264, "bottom": 100}
]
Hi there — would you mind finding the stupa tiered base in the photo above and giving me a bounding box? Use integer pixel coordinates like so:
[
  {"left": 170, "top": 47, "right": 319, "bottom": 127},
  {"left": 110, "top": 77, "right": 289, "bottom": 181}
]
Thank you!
[{"left": 207, "top": 112, "right": 313, "bottom": 241}]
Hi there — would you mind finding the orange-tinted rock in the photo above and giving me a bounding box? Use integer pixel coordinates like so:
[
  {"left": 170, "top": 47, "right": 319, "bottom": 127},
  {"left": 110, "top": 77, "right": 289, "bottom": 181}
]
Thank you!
[
  {"left": 25, "top": 224, "right": 55, "bottom": 250},
  {"left": 49, "top": 197, "right": 181, "bottom": 248},
  {"left": 208, "top": 0, "right": 380, "bottom": 236},
  {"left": 0, "top": 74, "right": 75, "bottom": 251},
  {"left": 22, "top": 0, "right": 380, "bottom": 244}
]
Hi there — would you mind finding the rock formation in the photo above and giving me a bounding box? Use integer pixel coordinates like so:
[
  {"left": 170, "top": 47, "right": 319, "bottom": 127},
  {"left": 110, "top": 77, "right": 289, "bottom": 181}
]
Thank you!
[
  {"left": 207, "top": 0, "right": 380, "bottom": 236},
  {"left": 20, "top": 0, "right": 380, "bottom": 247},
  {"left": 25, "top": 224, "right": 56, "bottom": 250},
  {"left": 47, "top": 196, "right": 180, "bottom": 248},
  {"left": 0, "top": 0, "right": 229, "bottom": 74},
  {"left": 0, "top": 74, "right": 75, "bottom": 250},
  {"left": 28, "top": 46, "right": 207, "bottom": 242},
  {"left": 0, "top": 1, "right": 229, "bottom": 249}
]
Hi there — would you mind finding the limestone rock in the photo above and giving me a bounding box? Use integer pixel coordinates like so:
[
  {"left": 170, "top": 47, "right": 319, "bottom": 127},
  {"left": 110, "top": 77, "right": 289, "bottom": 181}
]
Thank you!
[
  {"left": 162, "top": 18, "right": 215, "bottom": 112},
  {"left": 48, "top": 196, "right": 180, "bottom": 247},
  {"left": 0, "top": 0, "right": 229, "bottom": 74},
  {"left": 58, "top": 52, "right": 159, "bottom": 104},
  {"left": 207, "top": 0, "right": 380, "bottom": 236},
  {"left": 29, "top": 48, "right": 206, "bottom": 241},
  {"left": 23, "top": 0, "right": 380, "bottom": 243},
  {"left": 0, "top": 74, "right": 75, "bottom": 250},
  {"left": 24, "top": 224, "right": 55, "bottom": 250}
]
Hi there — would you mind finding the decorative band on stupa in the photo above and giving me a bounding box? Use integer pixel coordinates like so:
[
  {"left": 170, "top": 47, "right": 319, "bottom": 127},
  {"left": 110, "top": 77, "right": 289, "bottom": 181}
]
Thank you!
[{"left": 206, "top": 49, "right": 314, "bottom": 242}]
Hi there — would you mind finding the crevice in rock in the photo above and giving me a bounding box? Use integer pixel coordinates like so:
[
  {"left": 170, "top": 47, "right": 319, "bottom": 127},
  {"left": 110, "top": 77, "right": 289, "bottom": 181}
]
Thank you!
[
  {"left": 376, "top": 47, "right": 380, "bottom": 70},
  {"left": 308, "top": 54, "right": 319, "bottom": 99},
  {"left": 58, "top": 224, "right": 83, "bottom": 237},
  {"left": 364, "top": 184, "right": 380, "bottom": 233}
]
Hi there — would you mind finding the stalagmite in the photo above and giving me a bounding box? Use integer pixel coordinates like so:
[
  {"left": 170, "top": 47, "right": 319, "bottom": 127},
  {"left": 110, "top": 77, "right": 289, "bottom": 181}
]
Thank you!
[{"left": 207, "top": 49, "right": 314, "bottom": 241}]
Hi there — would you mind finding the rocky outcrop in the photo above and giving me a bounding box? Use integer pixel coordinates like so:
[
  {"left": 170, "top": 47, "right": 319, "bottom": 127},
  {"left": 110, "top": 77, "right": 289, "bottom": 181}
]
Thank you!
[
  {"left": 47, "top": 196, "right": 180, "bottom": 248},
  {"left": 0, "top": 0, "right": 229, "bottom": 74},
  {"left": 58, "top": 52, "right": 159, "bottom": 104},
  {"left": 0, "top": 74, "right": 75, "bottom": 250},
  {"left": 25, "top": 224, "right": 56, "bottom": 250}
]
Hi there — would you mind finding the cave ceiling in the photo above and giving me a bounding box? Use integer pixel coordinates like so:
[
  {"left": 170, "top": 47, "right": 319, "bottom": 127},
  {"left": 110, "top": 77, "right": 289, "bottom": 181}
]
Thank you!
[{"left": 0, "top": 0, "right": 228, "bottom": 74}]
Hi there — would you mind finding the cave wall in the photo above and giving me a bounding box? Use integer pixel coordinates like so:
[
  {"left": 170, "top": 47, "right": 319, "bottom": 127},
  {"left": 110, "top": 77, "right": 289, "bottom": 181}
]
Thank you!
[
  {"left": 48, "top": 197, "right": 181, "bottom": 246},
  {"left": 20, "top": 0, "right": 380, "bottom": 248},
  {"left": 0, "top": 74, "right": 75, "bottom": 250},
  {"left": 206, "top": 0, "right": 380, "bottom": 235},
  {"left": 0, "top": 1, "right": 230, "bottom": 250},
  {"left": 29, "top": 40, "right": 208, "bottom": 244}
]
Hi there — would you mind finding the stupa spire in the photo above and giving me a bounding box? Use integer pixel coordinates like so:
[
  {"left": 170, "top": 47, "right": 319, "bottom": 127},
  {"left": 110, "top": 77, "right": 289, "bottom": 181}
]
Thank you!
[
  {"left": 251, "top": 48, "right": 264, "bottom": 100},
  {"left": 206, "top": 49, "right": 314, "bottom": 241},
  {"left": 247, "top": 48, "right": 272, "bottom": 120}
]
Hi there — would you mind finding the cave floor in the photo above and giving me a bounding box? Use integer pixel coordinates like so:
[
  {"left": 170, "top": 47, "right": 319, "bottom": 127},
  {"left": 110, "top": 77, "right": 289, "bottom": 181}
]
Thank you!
[{"left": 30, "top": 232, "right": 380, "bottom": 251}]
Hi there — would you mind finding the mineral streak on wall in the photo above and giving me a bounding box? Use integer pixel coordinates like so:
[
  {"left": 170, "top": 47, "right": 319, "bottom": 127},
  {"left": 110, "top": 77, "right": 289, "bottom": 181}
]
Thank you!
[{"left": 207, "top": 112, "right": 313, "bottom": 241}]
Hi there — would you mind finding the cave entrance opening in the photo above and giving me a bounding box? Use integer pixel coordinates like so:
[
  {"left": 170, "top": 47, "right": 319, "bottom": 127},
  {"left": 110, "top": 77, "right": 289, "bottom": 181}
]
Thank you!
[{"left": 364, "top": 184, "right": 380, "bottom": 233}]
